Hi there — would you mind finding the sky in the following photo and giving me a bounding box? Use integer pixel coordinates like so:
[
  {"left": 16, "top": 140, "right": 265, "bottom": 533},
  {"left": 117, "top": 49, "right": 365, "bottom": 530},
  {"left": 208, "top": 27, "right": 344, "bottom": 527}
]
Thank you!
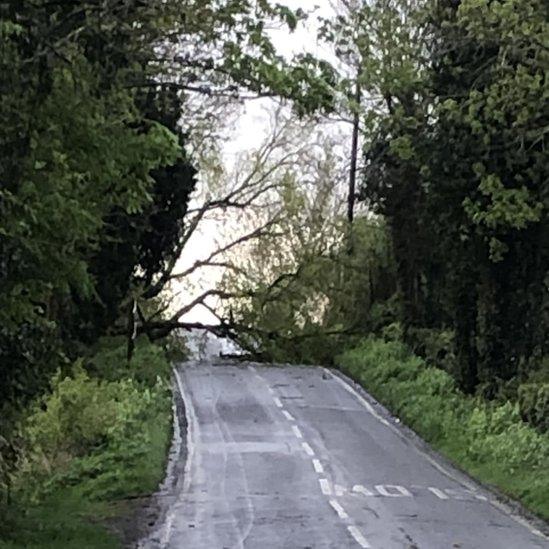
[
  {"left": 225, "top": 0, "right": 337, "bottom": 155},
  {"left": 172, "top": 0, "right": 343, "bottom": 325}
]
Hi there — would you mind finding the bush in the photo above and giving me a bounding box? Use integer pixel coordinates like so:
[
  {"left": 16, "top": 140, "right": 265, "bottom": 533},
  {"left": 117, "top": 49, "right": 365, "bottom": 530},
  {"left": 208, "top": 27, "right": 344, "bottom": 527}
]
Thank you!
[
  {"left": 518, "top": 383, "right": 549, "bottom": 432},
  {"left": 407, "top": 327, "right": 457, "bottom": 375},
  {"left": 337, "top": 338, "right": 549, "bottom": 520},
  {"left": 88, "top": 335, "right": 171, "bottom": 388},
  {"left": 15, "top": 342, "right": 172, "bottom": 501}
]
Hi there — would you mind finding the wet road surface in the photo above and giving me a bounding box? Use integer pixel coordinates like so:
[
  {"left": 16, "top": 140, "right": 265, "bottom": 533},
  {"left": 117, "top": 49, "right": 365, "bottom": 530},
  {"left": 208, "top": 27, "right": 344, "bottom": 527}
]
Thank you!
[{"left": 143, "top": 361, "right": 548, "bottom": 549}]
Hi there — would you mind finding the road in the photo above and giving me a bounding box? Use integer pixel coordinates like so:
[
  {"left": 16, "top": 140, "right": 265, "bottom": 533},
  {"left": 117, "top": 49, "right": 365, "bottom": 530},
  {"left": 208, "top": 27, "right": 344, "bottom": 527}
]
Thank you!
[{"left": 142, "top": 361, "right": 548, "bottom": 549}]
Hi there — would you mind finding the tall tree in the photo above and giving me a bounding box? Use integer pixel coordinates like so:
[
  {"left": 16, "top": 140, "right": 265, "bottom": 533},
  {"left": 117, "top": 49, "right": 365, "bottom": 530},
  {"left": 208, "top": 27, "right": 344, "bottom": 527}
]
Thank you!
[{"left": 426, "top": 0, "right": 549, "bottom": 391}]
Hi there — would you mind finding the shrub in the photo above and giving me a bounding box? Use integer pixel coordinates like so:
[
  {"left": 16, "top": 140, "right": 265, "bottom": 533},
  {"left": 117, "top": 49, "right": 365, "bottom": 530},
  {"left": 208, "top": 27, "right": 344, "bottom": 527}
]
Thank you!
[
  {"left": 16, "top": 354, "right": 171, "bottom": 500},
  {"left": 88, "top": 335, "right": 171, "bottom": 388},
  {"left": 407, "top": 327, "right": 457, "bottom": 375},
  {"left": 518, "top": 383, "right": 549, "bottom": 432}
]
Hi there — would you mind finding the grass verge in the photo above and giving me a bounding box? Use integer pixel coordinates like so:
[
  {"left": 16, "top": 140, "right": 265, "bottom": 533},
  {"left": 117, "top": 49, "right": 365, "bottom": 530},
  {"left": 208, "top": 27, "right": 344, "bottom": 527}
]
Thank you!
[
  {"left": 337, "top": 338, "right": 549, "bottom": 521},
  {"left": 0, "top": 337, "right": 173, "bottom": 548}
]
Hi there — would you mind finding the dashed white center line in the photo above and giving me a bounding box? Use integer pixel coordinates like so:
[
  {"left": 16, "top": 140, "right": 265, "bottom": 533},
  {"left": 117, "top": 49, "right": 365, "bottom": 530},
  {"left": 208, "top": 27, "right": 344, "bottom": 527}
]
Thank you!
[
  {"left": 329, "top": 499, "right": 349, "bottom": 520},
  {"left": 282, "top": 410, "right": 295, "bottom": 421},
  {"left": 347, "top": 525, "right": 371, "bottom": 548},
  {"left": 291, "top": 425, "right": 303, "bottom": 439},
  {"left": 302, "top": 442, "right": 315, "bottom": 456},
  {"left": 428, "top": 487, "right": 449, "bottom": 500},
  {"left": 319, "top": 478, "right": 332, "bottom": 496},
  {"left": 312, "top": 459, "right": 324, "bottom": 474},
  {"left": 273, "top": 397, "right": 283, "bottom": 408}
]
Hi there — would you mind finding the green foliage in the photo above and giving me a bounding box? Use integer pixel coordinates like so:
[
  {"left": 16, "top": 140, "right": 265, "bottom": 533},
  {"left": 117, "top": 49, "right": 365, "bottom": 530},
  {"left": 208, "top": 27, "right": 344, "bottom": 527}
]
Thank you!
[
  {"left": 17, "top": 361, "right": 170, "bottom": 501},
  {"left": 0, "top": 0, "right": 336, "bottom": 411},
  {"left": 0, "top": 493, "right": 120, "bottom": 549},
  {"left": 338, "top": 338, "right": 549, "bottom": 519},
  {"left": 88, "top": 336, "right": 172, "bottom": 388},
  {"left": 0, "top": 2, "right": 189, "bottom": 413},
  {"left": 226, "top": 212, "right": 396, "bottom": 364},
  {"left": 407, "top": 328, "right": 458, "bottom": 376},
  {"left": 1, "top": 339, "right": 172, "bottom": 547},
  {"left": 341, "top": 0, "right": 549, "bottom": 395},
  {"left": 518, "top": 383, "right": 549, "bottom": 433}
]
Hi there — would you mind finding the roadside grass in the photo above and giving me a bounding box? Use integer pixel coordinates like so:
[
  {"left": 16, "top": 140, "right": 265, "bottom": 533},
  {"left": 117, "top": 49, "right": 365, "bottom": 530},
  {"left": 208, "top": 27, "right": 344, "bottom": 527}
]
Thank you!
[
  {"left": 0, "top": 337, "right": 173, "bottom": 549},
  {"left": 337, "top": 338, "right": 549, "bottom": 521}
]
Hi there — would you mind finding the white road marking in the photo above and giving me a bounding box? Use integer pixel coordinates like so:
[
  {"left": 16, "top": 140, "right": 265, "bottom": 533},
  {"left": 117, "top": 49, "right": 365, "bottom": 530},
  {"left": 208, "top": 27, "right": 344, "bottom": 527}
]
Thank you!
[
  {"left": 444, "top": 488, "right": 467, "bottom": 500},
  {"left": 312, "top": 459, "right": 324, "bottom": 474},
  {"left": 329, "top": 499, "right": 349, "bottom": 520},
  {"left": 292, "top": 425, "right": 303, "bottom": 439},
  {"left": 273, "top": 397, "right": 283, "bottom": 408},
  {"left": 323, "top": 368, "right": 391, "bottom": 427},
  {"left": 282, "top": 410, "right": 295, "bottom": 421},
  {"left": 326, "top": 366, "right": 549, "bottom": 542},
  {"left": 335, "top": 484, "right": 346, "bottom": 496},
  {"left": 428, "top": 487, "right": 449, "bottom": 500},
  {"left": 267, "top": 386, "right": 275, "bottom": 394},
  {"left": 324, "top": 363, "right": 547, "bottom": 542},
  {"left": 174, "top": 369, "right": 197, "bottom": 496},
  {"left": 302, "top": 442, "right": 315, "bottom": 456},
  {"left": 375, "top": 484, "right": 412, "bottom": 497},
  {"left": 490, "top": 498, "right": 546, "bottom": 539},
  {"left": 322, "top": 369, "right": 482, "bottom": 489},
  {"left": 352, "top": 484, "right": 374, "bottom": 496},
  {"left": 153, "top": 367, "right": 199, "bottom": 548},
  {"left": 347, "top": 525, "right": 371, "bottom": 548},
  {"left": 319, "top": 478, "right": 332, "bottom": 495}
]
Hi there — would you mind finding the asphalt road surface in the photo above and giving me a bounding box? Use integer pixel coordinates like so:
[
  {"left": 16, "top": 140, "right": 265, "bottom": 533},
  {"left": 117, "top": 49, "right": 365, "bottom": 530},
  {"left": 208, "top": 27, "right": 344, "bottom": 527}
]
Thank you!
[{"left": 143, "top": 361, "right": 548, "bottom": 549}]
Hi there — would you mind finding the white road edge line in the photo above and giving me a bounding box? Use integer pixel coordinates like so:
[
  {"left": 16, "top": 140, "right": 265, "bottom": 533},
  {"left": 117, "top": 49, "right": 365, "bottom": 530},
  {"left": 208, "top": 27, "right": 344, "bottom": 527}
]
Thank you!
[
  {"left": 137, "top": 398, "right": 183, "bottom": 549},
  {"left": 302, "top": 442, "right": 315, "bottom": 456},
  {"left": 319, "top": 478, "right": 332, "bottom": 496},
  {"left": 490, "top": 499, "right": 546, "bottom": 539},
  {"left": 329, "top": 499, "right": 349, "bottom": 520},
  {"left": 282, "top": 410, "right": 295, "bottom": 421},
  {"left": 324, "top": 368, "right": 549, "bottom": 541},
  {"left": 323, "top": 367, "right": 479, "bottom": 489},
  {"left": 153, "top": 367, "right": 197, "bottom": 548},
  {"left": 347, "top": 525, "right": 371, "bottom": 548},
  {"left": 323, "top": 367, "right": 391, "bottom": 427},
  {"left": 292, "top": 425, "right": 303, "bottom": 439},
  {"left": 312, "top": 458, "right": 324, "bottom": 474},
  {"left": 273, "top": 397, "right": 283, "bottom": 408}
]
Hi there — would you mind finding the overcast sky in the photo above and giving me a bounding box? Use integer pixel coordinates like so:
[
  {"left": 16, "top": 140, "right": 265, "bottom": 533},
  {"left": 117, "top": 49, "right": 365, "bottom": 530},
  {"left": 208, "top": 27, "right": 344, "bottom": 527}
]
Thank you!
[{"left": 226, "top": 0, "right": 337, "bottom": 155}]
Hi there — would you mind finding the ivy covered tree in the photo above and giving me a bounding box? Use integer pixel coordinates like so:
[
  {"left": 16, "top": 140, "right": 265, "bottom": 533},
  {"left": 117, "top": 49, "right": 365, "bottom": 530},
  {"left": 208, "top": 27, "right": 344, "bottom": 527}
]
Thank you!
[
  {"left": 425, "top": 0, "right": 549, "bottom": 391},
  {"left": 348, "top": 0, "right": 548, "bottom": 393}
]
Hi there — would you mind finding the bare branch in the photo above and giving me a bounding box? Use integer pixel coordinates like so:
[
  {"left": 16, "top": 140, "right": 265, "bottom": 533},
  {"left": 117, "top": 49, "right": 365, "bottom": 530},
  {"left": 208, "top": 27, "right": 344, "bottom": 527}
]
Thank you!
[{"left": 169, "top": 217, "right": 283, "bottom": 282}]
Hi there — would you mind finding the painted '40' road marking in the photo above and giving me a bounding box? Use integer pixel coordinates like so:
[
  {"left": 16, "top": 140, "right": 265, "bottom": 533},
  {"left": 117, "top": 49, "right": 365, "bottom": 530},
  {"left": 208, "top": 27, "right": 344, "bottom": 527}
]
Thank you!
[{"left": 346, "top": 483, "right": 488, "bottom": 501}]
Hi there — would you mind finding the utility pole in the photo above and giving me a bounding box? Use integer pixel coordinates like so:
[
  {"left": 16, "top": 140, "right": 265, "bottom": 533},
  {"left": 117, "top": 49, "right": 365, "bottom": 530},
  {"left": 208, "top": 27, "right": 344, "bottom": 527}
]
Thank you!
[{"left": 347, "top": 77, "right": 361, "bottom": 225}]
